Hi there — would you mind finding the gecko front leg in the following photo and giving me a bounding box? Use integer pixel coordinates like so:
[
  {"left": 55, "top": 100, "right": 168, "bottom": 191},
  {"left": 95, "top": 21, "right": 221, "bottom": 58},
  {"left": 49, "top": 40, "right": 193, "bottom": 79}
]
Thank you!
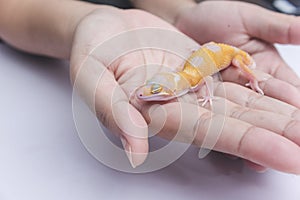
[{"left": 197, "top": 76, "right": 216, "bottom": 107}]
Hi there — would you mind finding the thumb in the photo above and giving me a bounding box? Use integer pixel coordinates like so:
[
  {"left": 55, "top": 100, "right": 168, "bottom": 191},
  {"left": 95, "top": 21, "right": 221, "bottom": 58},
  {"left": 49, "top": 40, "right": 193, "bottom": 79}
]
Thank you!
[
  {"left": 112, "top": 100, "right": 149, "bottom": 168},
  {"left": 242, "top": 3, "right": 300, "bottom": 44},
  {"left": 72, "top": 57, "right": 149, "bottom": 168},
  {"left": 94, "top": 69, "right": 149, "bottom": 168}
]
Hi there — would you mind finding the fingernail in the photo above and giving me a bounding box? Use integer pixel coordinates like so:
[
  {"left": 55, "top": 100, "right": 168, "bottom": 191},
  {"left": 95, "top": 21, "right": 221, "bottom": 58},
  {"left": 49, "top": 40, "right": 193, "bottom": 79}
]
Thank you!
[
  {"left": 255, "top": 168, "right": 268, "bottom": 173},
  {"left": 120, "top": 136, "right": 136, "bottom": 168},
  {"left": 223, "top": 153, "right": 239, "bottom": 160}
]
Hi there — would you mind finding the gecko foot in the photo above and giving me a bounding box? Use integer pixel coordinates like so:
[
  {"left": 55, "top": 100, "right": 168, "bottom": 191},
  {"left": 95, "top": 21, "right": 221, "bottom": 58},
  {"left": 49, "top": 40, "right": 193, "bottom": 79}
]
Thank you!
[
  {"left": 246, "top": 80, "right": 264, "bottom": 95},
  {"left": 198, "top": 95, "right": 218, "bottom": 107}
]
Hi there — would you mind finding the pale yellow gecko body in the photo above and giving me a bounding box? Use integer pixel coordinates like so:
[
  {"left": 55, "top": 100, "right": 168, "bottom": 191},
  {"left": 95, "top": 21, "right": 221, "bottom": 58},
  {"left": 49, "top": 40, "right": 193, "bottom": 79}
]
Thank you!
[{"left": 136, "top": 42, "right": 263, "bottom": 104}]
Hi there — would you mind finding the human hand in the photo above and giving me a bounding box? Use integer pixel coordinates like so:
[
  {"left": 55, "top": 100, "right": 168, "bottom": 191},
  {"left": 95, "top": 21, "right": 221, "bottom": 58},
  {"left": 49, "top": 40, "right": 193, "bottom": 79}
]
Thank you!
[
  {"left": 70, "top": 7, "right": 186, "bottom": 168},
  {"left": 70, "top": 6, "right": 300, "bottom": 174},
  {"left": 175, "top": 1, "right": 300, "bottom": 105},
  {"left": 174, "top": 0, "right": 300, "bottom": 172}
]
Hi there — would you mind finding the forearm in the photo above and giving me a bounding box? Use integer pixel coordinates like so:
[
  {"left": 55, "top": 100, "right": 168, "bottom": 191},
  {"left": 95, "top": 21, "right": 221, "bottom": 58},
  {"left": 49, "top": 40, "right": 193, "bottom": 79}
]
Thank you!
[
  {"left": 131, "top": 0, "right": 196, "bottom": 25},
  {"left": 0, "top": 0, "right": 101, "bottom": 59}
]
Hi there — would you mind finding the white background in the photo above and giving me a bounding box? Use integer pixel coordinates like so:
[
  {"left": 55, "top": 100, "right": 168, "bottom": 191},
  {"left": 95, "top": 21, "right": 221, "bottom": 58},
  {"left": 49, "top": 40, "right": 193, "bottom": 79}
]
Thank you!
[{"left": 0, "top": 43, "right": 300, "bottom": 200}]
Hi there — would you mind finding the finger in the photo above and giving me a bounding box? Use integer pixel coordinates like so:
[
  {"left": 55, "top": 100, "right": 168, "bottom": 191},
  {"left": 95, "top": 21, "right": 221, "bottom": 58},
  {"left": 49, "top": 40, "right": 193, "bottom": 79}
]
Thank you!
[
  {"left": 214, "top": 78, "right": 300, "bottom": 118},
  {"left": 244, "top": 160, "right": 268, "bottom": 173},
  {"left": 250, "top": 44, "right": 300, "bottom": 88},
  {"left": 197, "top": 113, "right": 300, "bottom": 174},
  {"left": 252, "top": 47, "right": 300, "bottom": 90},
  {"left": 221, "top": 67, "right": 300, "bottom": 108},
  {"left": 223, "top": 153, "right": 239, "bottom": 160},
  {"left": 254, "top": 76, "right": 300, "bottom": 108},
  {"left": 269, "top": 61, "right": 300, "bottom": 90},
  {"left": 250, "top": 45, "right": 300, "bottom": 91},
  {"left": 201, "top": 95, "right": 300, "bottom": 146},
  {"left": 241, "top": 4, "right": 300, "bottom": 44},
  {"left": 223, "top": 153, "right": 268, "bottom": 172},
  {"left": 73, "top": 56, "right": 149, "bottom": 168},
  {"left": 143, "top": 102, "right": 300, "bottom": 174},
  {"left": 96, "top": 70, "right": 149, "bottom": 169}
]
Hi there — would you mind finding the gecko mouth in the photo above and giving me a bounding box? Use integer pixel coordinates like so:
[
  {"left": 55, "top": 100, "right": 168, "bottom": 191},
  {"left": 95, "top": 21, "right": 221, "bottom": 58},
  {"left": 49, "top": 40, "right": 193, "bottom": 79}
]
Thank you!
[
  {"left": 135, "top": 85, "right": 174, "bottom": 101},
  {"left": 137, "top": 92, "right": 173, "bottom": 101}
]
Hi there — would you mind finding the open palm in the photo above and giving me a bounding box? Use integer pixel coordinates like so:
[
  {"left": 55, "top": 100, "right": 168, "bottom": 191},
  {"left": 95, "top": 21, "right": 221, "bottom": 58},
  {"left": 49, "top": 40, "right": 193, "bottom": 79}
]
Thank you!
[
  {"left": 70, "top": 7, "right": 300, "bottom": 173},
  {"left": 176, "top": 1, "right": 300, "bottom": 106}
]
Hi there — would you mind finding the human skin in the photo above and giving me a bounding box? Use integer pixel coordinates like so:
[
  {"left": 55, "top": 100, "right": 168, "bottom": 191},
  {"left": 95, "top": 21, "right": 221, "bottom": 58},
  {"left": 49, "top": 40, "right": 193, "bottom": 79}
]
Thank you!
[
  {"left": 1, "top": 0, "right": 300, "bottom": 173},
  {"left": 133, "top": 0, "right": 300, "bottom": 172}
]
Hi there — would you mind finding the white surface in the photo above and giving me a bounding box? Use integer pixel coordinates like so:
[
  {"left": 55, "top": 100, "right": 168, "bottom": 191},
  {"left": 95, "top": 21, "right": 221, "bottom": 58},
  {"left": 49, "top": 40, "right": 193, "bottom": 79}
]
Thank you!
[{"left": 0, "top": 43, "right": 300, "bottom": 200}]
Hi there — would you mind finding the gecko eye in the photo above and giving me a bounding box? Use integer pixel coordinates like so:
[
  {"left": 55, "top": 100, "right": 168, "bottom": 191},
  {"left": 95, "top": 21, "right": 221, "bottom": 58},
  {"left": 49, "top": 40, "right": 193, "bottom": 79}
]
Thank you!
[{"left": 150, "top": 84, "right": 162, "bottom": 94}]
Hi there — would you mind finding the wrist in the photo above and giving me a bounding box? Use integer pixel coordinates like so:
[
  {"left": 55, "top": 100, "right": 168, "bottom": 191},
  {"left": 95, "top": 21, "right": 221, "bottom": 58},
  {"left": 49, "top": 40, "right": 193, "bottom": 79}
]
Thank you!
[
  {"left": 0, "top": 0, "right": 102, "bottom": 59},
  {"left": 174, "top": 1, "right": 207, "bottom": 42},
  {"left": 131, "top": 0, "right": 197, "bottom": 25},
  {"left": 56, "top": 1, "right": 104, "bottom": 59}
]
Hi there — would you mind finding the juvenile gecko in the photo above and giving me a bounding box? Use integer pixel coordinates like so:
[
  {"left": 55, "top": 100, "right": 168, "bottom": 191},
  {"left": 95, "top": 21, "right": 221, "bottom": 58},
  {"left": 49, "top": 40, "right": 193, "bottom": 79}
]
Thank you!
[{"left": 136, "top": 42, "right": 264, "bottom": 105}]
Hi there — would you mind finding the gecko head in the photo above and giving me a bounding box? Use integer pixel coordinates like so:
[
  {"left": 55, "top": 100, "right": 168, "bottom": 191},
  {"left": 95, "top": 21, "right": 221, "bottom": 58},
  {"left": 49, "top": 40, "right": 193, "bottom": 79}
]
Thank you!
[{"left": 136, "top": 82, "right": 175, "bottom": 101}]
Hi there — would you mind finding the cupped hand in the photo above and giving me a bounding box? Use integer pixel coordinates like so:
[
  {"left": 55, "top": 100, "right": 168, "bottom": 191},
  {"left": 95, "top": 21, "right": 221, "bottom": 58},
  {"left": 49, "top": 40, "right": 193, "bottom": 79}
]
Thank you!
[
  {"left": 70, "top": 7, "right": 182, "bottom": 168},
  {"left": 69, "top": 6, "right": 300, "bottom": 174},
  {"left": 175, "top": 0, "right": 300, "bottom": 172},
  {"left": 175, "top": 1, "right": 300, "bottom": 106}
]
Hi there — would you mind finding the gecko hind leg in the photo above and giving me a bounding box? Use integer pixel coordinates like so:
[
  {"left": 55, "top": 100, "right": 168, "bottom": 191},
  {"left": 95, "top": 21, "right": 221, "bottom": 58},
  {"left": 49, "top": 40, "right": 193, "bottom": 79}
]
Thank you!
[
  {"left": 232, "top": 54, "right": 264, "bottom": 95},
  {"left": 246, "top": 80, "right": 264, "bottom": 95}
]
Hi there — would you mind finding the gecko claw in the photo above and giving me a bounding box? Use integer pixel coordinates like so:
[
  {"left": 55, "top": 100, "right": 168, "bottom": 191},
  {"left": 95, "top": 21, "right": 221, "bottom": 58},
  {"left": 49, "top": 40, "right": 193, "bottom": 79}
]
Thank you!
[
  {"left": 198, "top": 96, "right": 216, "bottom": 107},
  {"left": 246, "top": 80, "right": 264, "bottom": 95}
]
